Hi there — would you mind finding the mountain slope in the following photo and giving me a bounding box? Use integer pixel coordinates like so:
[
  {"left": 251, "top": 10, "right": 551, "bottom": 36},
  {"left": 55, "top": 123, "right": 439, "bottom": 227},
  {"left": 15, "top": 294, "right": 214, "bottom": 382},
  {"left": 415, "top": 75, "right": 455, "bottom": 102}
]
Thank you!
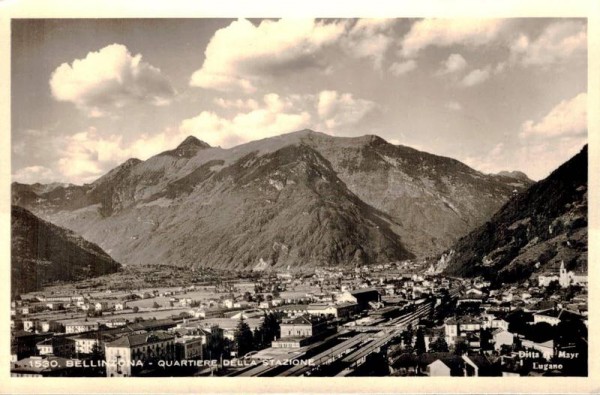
[
  {"left": 11, "top": 205, "right": 121, "bottom": 296},
  {"left": 12, "top": 130, "right": 531, "bottom": 270},
  {"left": 437, "top": 145, "right": 587, "bottom": 283}
]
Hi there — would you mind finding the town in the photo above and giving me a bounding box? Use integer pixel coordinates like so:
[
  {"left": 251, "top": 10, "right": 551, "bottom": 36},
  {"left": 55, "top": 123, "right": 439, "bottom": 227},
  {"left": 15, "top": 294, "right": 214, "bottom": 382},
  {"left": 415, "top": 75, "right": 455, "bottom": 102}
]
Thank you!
[{"left": 10, "top": 259, "right": 587, "bottom": 377}]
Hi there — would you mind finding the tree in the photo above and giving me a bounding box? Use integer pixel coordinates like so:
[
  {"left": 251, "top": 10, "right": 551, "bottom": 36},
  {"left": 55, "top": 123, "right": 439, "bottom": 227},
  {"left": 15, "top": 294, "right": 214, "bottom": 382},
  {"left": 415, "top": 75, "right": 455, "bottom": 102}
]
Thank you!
[
  {"left": 429, "top": 337, "right": 449, "bottom": 353},
  {"left": 152, "top": 301, "right": 161, "bottom": 309},
  {"left": 132, "top": 306, "right": 139, "bottom": 313},
  {"left": 234, "top": 318, "right": 254, "bottom": 357},
  {"left": 414, "top": 328, "right": 427, "bottom": 355},
  {"left": 454, "top": 338, "right": 469, "bottom": 355}
]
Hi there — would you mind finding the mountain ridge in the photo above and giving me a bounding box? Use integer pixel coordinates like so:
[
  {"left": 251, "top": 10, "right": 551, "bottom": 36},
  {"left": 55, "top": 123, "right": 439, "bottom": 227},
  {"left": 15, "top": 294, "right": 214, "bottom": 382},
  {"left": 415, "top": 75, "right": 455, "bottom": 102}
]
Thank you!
[
  {"left": 12, "top": 130, "right": 533, "bottom": 270},
  {"left": 436, "top": 145, "right": 587, "bottom": 283},
  {"left": 11, "top": 205, "right": 121, "bottom": 296}
]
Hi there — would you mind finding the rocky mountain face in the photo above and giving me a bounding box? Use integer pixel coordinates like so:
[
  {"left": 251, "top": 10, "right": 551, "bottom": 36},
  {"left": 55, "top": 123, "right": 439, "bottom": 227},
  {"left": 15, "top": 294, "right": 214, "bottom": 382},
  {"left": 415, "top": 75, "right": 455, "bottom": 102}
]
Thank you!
[
  {"left": 436, "top": 145, "right": 587, "bottom": 283},
  {"left": 11, "top": 205, "right": 121, "bottom": 296},
  {"left": 12, "top": 130, "right": 531, "bottom": 271}
]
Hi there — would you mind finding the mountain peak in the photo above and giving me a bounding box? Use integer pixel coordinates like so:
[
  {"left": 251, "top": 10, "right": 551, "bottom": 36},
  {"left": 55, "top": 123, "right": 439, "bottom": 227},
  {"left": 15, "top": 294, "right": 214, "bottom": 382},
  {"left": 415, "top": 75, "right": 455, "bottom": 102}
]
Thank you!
[
  {"left": 177, "top": 135, "right": 211, "bottom": 150},
  {"left": 158, "top": 135, "right": 212, "bottom": 158}
]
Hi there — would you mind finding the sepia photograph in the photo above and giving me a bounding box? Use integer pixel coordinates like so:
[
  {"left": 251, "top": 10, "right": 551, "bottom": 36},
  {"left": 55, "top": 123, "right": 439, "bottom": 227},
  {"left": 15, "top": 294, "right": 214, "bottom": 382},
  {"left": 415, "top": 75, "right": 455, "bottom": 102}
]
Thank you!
[{"left": 2, "top": 1, "right": 598, "bottom": 393}]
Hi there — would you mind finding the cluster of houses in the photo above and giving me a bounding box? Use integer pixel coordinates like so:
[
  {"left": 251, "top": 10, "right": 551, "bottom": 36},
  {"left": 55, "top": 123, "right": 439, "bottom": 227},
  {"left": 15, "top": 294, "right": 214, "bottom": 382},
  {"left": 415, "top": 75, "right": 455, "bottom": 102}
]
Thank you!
[{"left": 9, "top": 258, "right": 587, "bottom": 377}]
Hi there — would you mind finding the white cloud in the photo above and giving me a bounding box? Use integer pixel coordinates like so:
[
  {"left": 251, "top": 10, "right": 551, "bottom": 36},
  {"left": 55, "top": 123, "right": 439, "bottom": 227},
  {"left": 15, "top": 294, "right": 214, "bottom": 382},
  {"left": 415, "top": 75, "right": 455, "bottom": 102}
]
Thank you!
[
  {"left": 401, "top": 19, "right": 509, "bottom": 57},
  {"left": 214, "top": 97, "right": 259, "bottom": 111},
  {"left": 180, "top": 93, "right": 312, "bottom": 147},
  {"left": 56, "top": 127, "right": 130, "bottom": 183},
  {"left": 317, "top": 90, "right": 377, "bottom": 130},
  {"left": 343, "top": 19, "right": 396, "bottom": 70},
  {"left": 437, "top": 53, "right": 467, "bottom": 75},
  {"left": 520, "top": 93, "right": 587, "bottom": 138},
  {"left": 50, "top": 44, "right": 175, "bottom": 117},
  {"left": 510, "top": 21, "right": 586, "bottom": 66},
  {"left": 461, "top": 66, "right": 491, "bottom": 87},
  {"left": 12, "top": 166, "right": 58, "bottom": 184},
  {"left": 389, "top": 60, "right": 417, "bottom": 76},
  {"left": 464, "top": 136, "right": 586, "bottom": 181},
  {"left": 190, "top": 18, "right": 347, "bottom": 93}
]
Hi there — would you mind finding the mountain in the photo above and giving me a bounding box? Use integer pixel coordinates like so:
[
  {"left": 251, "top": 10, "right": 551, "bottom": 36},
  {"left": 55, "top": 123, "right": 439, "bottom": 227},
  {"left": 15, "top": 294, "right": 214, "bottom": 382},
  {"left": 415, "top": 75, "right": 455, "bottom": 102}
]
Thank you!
[
  {"left": 436, "top": 145, "right": 587, "bottom": 283},
  {"left": 495, "top": 170, "right": 533, "bottom": 183},
  {"left": 12, "top": 130, "right": 531, "bottom": 271},
  {"left": 11, "top": 205, "right": 121, "bottom": 296}
]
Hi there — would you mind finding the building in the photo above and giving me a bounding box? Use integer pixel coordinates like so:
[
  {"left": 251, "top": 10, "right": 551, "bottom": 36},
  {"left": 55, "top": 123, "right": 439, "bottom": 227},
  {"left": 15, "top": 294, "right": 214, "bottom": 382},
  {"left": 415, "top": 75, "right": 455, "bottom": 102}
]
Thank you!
[
  {"left": 492, "top": 329, "right": 515, "bottom": 351},
  {"left": 272, "top": 315, "right": 329, "bottom": 348},
  {"left": 174, "top": 336, "right": 205, "bottom": 360},
  {"left": 533, "top": 308, "right": 583, "bottom": 326},
  {"left": 36, "top": 337, "right": 76, "bottom": 358},
  {"left": 427, "top": 356, "right": 466, "bottom": 376},
  {"left": 538, "top": 261, "right": 587, "bottom": 288},
  {"left": 94, "top": 301, "right": 110, "bottom": 311},
  {"left": 65, "top": 322, "right": 100, "bottom": 334},
  {"left": 336, "top": 289, "right": 380, "bottom": 311},
  {"left": 11, "top": 356, "right": 82, "bottom": 377},
  {"left": 444, "top": 317, "right": 481, "bottom": 345},
  {"left": 279, "top": 315, "right": 327, "bottom": 339},
  {"left": 104, "top": 331, "right": 176, "bottom": 377}
]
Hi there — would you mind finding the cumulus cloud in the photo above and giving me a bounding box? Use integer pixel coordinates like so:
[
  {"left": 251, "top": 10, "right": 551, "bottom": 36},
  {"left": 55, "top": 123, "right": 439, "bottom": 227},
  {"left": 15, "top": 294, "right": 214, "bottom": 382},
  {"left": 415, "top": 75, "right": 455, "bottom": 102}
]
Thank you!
[
  {"left": 317, "top": 90, "right": 377, "bottom": 130},
  {"left": 214, "top": 97, "right": 259, "bottom": 111},
  {"left": 389, "top": 60, "right": 417, "bottom": 76},
  {"left": 190, "top": 18, "right": 347, "bottom": 93},
  {"left": 343, "top": 19, "right": 396, "bottom": 70},
  {"left": 180, "top": 93, "right": 312, "bottom": 147},
  {"left": 510, "top": 21, "right": 586, "bottom": 66},
  {"left": 461, "top": 66, "right": 491, "bottom": 87},
  {"left": 12, "top": 166, "right": 58, "bottom": 184},
  {"left": 520, "top": 92, "right": 587, "bottom": 138},
  {"left": 437, "top": 53, "right": 467, "bottom": 75},
  {"left": 50, "top": 44, "right": 175, "bottom": 117},
  {"left": 401, "top": 19, "right": 509, "bottom": 57},
  {"left": 56, "top": 127, "right": 130, "bottom": 182}
]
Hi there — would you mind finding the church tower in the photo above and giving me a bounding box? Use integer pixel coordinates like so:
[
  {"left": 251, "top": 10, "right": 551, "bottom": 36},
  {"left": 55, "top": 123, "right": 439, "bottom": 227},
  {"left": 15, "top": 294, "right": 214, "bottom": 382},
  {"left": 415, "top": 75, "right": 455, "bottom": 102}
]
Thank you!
[{"left": 559, "top": 261, "right": 570, "bottom": 288}]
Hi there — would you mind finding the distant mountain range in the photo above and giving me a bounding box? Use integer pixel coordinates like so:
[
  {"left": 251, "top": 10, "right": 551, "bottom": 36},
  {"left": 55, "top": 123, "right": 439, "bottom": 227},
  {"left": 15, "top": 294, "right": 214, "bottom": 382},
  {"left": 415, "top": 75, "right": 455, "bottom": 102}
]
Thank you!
[
  {"left": 12, "top": 130, "right": 532, "bottom": 271},
  {"left": 11, "top": 205, "right": 121, "bottom": 296},
  {"left": 435, "top": 145, "right": 587, "bottom": 283}
]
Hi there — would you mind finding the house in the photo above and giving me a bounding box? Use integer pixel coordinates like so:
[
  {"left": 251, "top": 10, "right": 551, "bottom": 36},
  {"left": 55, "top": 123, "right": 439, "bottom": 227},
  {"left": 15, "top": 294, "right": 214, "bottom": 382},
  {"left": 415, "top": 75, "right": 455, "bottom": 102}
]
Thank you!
[
  {"left": 444, "top": 316, "right": 481, "bottom": 344},
  {"left": 36, "top": 337, "right": 76, "bottom": 358},
  {"left": 533, "top": 308, "right": 582, "bottom": 326},
  {"left": 104, "top": 331, "right": 176, "bottom": 377},
  {"left": 427, "top": 354, "right": 496, "bottom": 376},
  {"left": 462, "top": 354, "right": 496, "bottom": 376},
  {"left": 175, "top": 336, "right": 205, "bottom": 360},
  {"left": 427, "top": 356, "right": 466, "bottom": 376},
  {"left": 492, "top": 329, "right": 515, "bottom": 351},
  {"left": 65, "top": 322, "right": 100, "bottom": 334},
  {"left": 94, "top": 301, "right": 110, "bottom": 311},
  {"left": 22, "top": 319, "right": 37, "bottom": 333},
  {"left": 114, "top": 302, "right": 127, "bottom": 311}
]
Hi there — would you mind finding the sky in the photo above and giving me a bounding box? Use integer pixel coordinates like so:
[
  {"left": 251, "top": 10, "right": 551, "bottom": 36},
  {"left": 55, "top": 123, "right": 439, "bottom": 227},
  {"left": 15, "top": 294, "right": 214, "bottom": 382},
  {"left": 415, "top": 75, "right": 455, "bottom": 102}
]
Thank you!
[{"left": 11, "top": 18, "right": 587, "bottom": 184}]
